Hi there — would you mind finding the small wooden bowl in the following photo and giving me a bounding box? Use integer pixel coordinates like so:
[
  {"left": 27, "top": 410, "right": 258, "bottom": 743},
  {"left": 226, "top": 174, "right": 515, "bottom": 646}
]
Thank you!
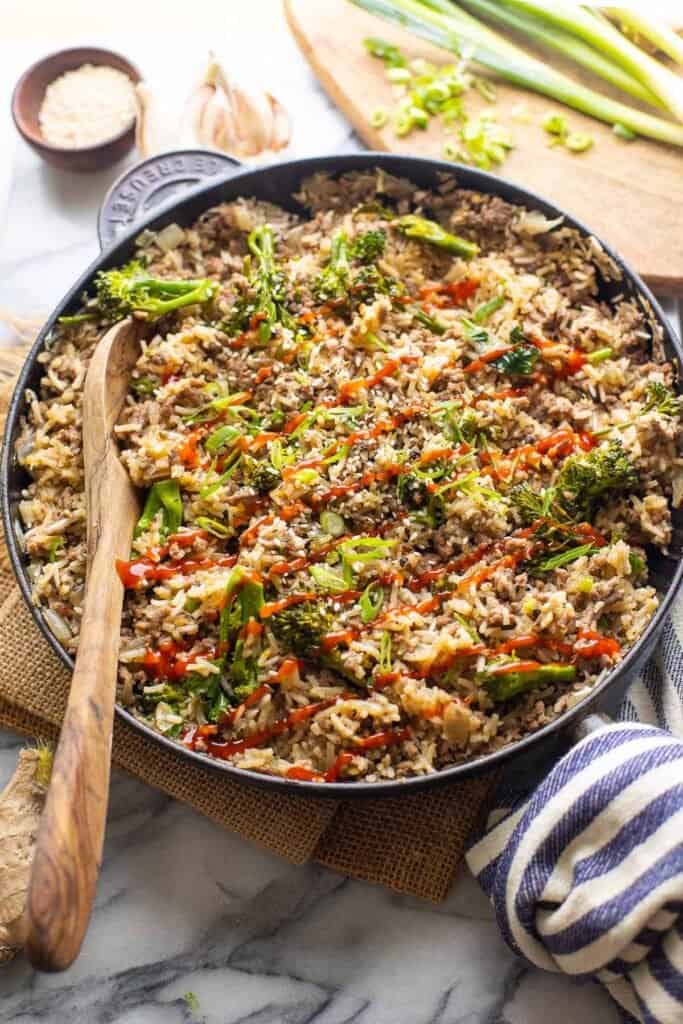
[{"left": 12, "top": 47, "right": 141, "bottom": 173}]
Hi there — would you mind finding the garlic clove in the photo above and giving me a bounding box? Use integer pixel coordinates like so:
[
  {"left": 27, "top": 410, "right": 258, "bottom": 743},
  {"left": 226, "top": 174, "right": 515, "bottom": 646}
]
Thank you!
[
  {"left": 225, "top": 80, "right": 275, "bottom": 157},
  {"left": 138, "top": 52, "right": 292, "bottom": 162},
  {"left": 135, "top": 81, "right": 179, "bottom": 159},
  {"left": 181, "top": 82, "right": 214, "bottom": 149},
  {"left": 199, "top": 86, "right": 228, "bottom": 149},
  {"left": 268, "top": 93, "right": 292, "bottom": 152},
  {"left": 212, "top": 86, "right": 239, "bottom": 152}
]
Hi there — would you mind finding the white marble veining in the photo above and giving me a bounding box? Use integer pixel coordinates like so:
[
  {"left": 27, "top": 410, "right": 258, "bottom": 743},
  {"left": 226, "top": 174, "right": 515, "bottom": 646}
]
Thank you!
[{"left": 2, "top": 11, "right": 678, "bottom": 1021}]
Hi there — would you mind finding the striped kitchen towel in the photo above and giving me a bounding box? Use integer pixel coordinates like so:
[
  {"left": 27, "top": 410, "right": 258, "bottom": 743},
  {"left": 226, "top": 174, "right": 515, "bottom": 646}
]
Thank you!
[{"left": 466, "top": 615, "right": 683, "bottom": 1022}]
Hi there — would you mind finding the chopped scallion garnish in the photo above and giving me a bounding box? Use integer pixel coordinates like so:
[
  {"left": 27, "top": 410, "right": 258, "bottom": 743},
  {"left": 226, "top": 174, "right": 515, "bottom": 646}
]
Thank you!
[{"left": 359, "top": 581, "right": 385, "bottom": 623}]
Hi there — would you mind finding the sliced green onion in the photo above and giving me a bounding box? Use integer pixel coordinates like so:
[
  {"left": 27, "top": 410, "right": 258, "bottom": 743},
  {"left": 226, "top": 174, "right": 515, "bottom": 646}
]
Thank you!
[
  {"left": 323, "top": 444, "right": 351, "bottom": 467},
  {"left": 320, "top": 511, "right": 346, "bottom": 537},
  {"left": 387, "top": 66, "right": 413, "bottom": 83},
  {"left": 199, "top": 452, "right": 242, "bottom": 499},
  {"left": 535, "top": 543, "right": 598, "bottom": 572},
  {"left": 293, "top": 468, "right": 320, "bottom": 486},
  {"left": 270, "top": 439, "right": 296, "bottom": 471},
  {"left": 460, "top": 113, "right": 514, "bottom": 168},
  {"left": 454, "top": 611, "right": 480, "bottom": 643},
  {"left": 412, "top": 306, "right": 448, "bottom": 334},
  {"left": 379, "top": 630, "right": 393, "bottom": 671},
  {"left": 409, "top": 104, "right": 430, "bottom": 128},
  {"left": 462, "top": 316, "right": 489, "bottom": 343},
  {"left": 587, "top": 347, "right": 614, "bottom": 364},
  {"left": 205, "top": 424, "right": 242, "bottom": 454},
  {"left": 565, "top": 131, "right": 593, "bottom": 153},
  {"left": 472, "top": 293, "right": 505, "bottom": 323},
  {"left": 434, "top": 470, "right": 479, "bottom": 496},
  {"left": 131, "top": 376, "right": 158, "bottom": 395},
  {"left": 339, "top": 537, "right": 397, "bottom": 563},
  {"left": 47, "top": 537, "right": 65, "bottom": 562},
  {"left": 543, "top": 112, "right": 569, "bottom": 138},
  {"left": 195, "top": 516, "right": 232, "bottom": 538},
  {"left": 135, "top": 480, "right": 183, "bottom": 539},
  {"left": 364, "top": 36, "right": 407, "bottom": 66},
  {"left": 309, "top": 564, "right": 349, "bottom": 593},
  {"left": 629, "top": 551, "right": 646, "bottom": 576},
  {"left": 371, "top": 107, "right": 389, "bottom": 128},
  {"left": 577, "top": 576, "right": 594, "bottom": 594},
  {"left": 350, "top": 0, "right": 683, "bottom": 147},
  {"left": 359, "top": 581, "right": 385, "bottom": 623},
  {"left": 58, "top": 312, "right": 96, "bottom": 325}
]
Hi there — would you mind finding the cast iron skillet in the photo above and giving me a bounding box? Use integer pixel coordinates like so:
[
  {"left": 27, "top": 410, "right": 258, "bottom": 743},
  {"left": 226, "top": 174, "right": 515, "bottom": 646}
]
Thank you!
[{"left": 3, "top": 152, "right": 683, "bottom": 798}]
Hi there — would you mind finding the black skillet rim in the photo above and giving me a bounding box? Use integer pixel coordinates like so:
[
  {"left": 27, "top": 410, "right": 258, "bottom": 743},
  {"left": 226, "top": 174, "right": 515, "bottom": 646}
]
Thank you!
[{"left": 3, "top": 152, "right": 683, "bottom": 798}]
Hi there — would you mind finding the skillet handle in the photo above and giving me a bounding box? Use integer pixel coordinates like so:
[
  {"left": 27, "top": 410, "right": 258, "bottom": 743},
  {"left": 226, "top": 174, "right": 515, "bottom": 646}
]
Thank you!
[{"left": 97, "top": 149, "right": 242, "bottom": 252}]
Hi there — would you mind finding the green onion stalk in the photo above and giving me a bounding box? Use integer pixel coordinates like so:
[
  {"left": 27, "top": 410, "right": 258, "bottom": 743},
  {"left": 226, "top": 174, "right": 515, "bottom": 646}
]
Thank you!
[
  {"left": 494, "top": 0, "right": 683, "bottom": 121},
  {"left": 459, "top": 0, "right": 664, "bottom": 109},
  {"left": 598, "top": 6, "right": 683, "bottom": 69},
  {"left": 350, "top": 0, "right": 683, "bottom": 146}
]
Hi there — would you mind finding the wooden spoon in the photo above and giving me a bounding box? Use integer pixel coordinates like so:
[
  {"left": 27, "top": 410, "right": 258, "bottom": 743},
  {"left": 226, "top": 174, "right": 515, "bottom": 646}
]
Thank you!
[{"left": 24, "top": 319, "right": 141, "bottom": 971}]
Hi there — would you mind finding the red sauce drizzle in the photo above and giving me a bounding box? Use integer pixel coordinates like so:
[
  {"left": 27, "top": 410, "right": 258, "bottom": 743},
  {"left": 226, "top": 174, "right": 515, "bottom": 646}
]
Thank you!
[
  {"left": 260, "top": 592, "right": 317, "bottom": 618},
  {"left": 205, "top": 698, "right": 337, "bottom": 759},
  {"left": 418, "top": 278, "right": 479, "bottom": 308},
  {"left": 117, "top": 552, "right": 236, "bottom": 588},
  {"left": 338, "top": 355, "right": 419, "bottom": 404}
]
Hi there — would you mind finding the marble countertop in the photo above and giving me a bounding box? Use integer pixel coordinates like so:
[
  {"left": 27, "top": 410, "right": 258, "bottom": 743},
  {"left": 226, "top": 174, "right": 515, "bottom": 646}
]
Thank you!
[{"left": 0, "top": 8, "right": 678, "bottom": 1021}]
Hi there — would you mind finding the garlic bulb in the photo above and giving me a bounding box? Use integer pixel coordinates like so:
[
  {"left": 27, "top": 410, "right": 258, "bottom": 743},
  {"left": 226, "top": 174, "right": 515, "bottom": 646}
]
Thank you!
[{"left": 135, "top": 54, "right": 291, "bottom": 161}]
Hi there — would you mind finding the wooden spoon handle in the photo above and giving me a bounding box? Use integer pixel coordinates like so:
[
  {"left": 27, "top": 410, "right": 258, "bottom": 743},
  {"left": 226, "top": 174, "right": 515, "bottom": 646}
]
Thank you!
[
  {"left": 23, "top": 540, "right": 127, "bottom": 971},
  {"left": 24, "top": 321, "right": 140, "bottom": 971}
]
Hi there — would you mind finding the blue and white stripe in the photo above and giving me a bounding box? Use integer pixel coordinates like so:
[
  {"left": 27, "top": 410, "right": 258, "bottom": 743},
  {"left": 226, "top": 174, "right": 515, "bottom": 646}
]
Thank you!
[{"left": 466, "top": 613, "right": 683, "bottom": 1023}]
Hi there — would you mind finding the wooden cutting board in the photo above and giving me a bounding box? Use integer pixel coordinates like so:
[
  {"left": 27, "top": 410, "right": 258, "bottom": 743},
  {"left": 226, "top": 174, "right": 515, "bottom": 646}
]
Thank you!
[{"left": 285, "top": 0, "right": 683, "bottom": 295}]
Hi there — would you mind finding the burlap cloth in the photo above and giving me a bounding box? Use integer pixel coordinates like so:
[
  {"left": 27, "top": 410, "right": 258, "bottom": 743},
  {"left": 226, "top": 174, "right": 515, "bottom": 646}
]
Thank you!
[{"left": 0, "top": 344, "right": 497, "bottom": 902}]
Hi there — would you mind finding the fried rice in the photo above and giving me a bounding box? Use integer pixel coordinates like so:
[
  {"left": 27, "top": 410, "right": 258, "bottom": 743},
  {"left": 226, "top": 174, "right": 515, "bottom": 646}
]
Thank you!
[{"left": 14, "top": 168, "right": 683, "bottom": 784}]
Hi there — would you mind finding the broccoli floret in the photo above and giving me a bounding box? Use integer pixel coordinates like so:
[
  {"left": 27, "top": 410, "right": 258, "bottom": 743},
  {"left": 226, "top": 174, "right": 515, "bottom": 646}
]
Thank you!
[
  {"left": 397, "top": 473, "right": 446, "bottom": 528},
  {"left": 269, "top": 600, "right": 333, "bottom": 655},
  {"left": 312, "top": 230, "right": 351, "bottom": 305},
  {"left": 394, "top": 214, "right": 479, "bottom": 259},
  {"left": 270, "top": 600, "right": 368, "bottom": 688},
  {"left": 251, "top": 462, "right": 281, "bottom": 495},
  {"left": 397, "top": 472, "right": 429, "bottom": 510},
  {"left": 478, "top": 662, "right": 576, "bottom": 702},
  {"left": 511, "top": 441, "right": 637, "bottom": 535},
  {"left": 509, "top": 483, "right": 563, "bottom": 526},
  {"left": 556, "top": 439, "right": 637, "bottom": 521},
  {"left": 642, "top": 381, "right": 682, "bottom": 418},
  {"left": 313, "top": 230, "right": 400, "bottom": 310},
  {"left": 88, "top": 260, "right": 216, "bottom": 322},
  {"left": 350, "top": 264, "right": 403, "bottom": 305},
  {"left": 228, "top": 638, "right": 260, "bottom": 702},
  {"left": 226, "top": 225, "right": 296, "bottom": 343},
  {"left": 350, "top": 229, "right": 386, "bottom": 263},
  {"left": 440, "top": 405, "right": 486, "bottom": 446}
]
